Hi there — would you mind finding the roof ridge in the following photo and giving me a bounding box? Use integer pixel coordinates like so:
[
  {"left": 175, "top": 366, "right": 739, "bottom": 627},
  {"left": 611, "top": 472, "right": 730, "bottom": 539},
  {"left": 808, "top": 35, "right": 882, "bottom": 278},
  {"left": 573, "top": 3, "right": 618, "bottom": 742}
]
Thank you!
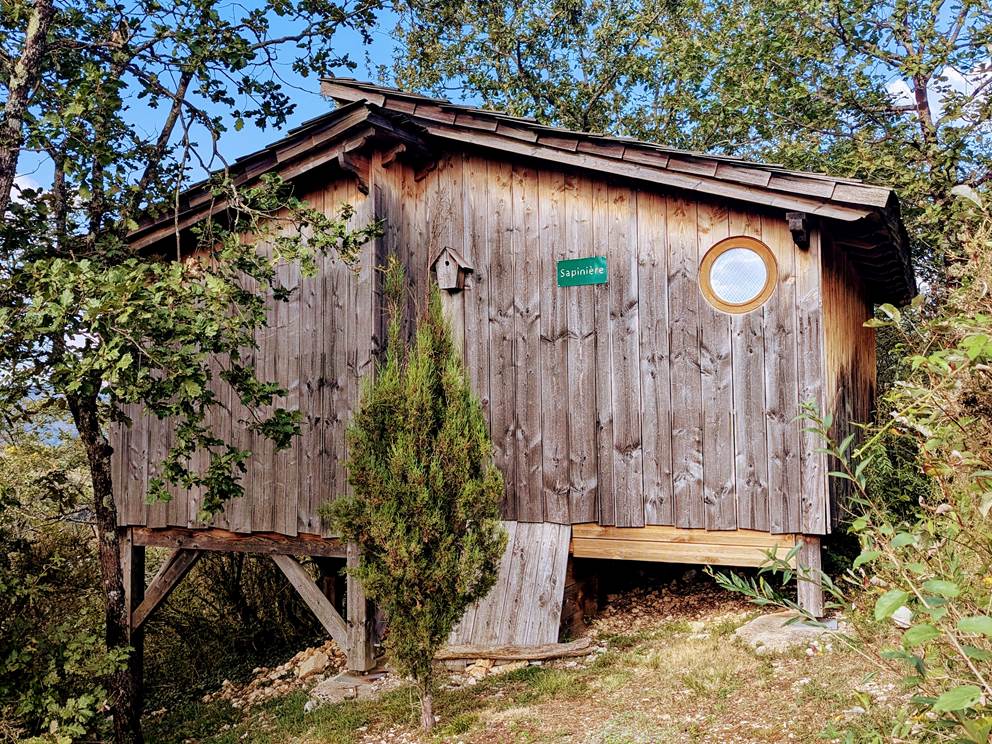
[{"left": 319, "top": 77, "right": 886, "bottom": 192}]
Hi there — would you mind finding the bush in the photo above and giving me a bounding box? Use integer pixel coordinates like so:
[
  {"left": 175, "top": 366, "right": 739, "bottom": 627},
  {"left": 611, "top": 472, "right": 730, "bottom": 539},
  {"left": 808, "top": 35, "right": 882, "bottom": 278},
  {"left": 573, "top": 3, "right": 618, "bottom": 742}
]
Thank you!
[
  {"left": 0, "top": 424, "right": 328, "bottom": 741},
  {"left": 326, "top": 260, "right": 506, "bottom": 731},
  {"left": 0, "top": 427, "right": 119, "bottom": 743},
  {"left": 717, "top": 208, "right": 992, "bottom": 742}
]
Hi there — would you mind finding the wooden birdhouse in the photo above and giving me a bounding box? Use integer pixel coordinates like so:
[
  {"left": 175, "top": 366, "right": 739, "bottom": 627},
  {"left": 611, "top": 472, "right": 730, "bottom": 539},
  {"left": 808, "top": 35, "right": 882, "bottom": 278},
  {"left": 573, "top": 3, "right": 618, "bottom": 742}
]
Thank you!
[{"left": 432, "top": 246, "right": 473, "bottom": 291}]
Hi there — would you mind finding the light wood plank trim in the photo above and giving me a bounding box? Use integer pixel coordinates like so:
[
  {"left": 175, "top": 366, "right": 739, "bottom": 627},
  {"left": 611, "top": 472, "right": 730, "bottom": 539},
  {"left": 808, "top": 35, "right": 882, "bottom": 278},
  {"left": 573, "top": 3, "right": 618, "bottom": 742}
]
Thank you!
[
  {"left": 271, "top": 553, "right": 349, "bottom": 649},
  {"left": 570, "top": 536, "right": 796, "bottom": 567},
  {"left": 572, "top": 523, "right": 797, "bottom": 548}
]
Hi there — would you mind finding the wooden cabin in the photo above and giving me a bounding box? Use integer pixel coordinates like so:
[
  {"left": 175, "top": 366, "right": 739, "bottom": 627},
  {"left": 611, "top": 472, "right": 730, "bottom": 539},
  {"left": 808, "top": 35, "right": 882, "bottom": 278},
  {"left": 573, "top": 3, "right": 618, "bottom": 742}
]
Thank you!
[{"left": 116, "top": 79, "right": 914, "bottom": 666}]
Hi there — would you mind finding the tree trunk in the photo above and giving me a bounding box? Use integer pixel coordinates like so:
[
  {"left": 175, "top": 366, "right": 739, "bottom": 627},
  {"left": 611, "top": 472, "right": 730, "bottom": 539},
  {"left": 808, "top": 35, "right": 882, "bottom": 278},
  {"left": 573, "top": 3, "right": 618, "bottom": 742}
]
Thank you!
[
  {"left": 419, "top": 688, "right": 435, "bottom": 732},
  {"left": 68, "top": 390, "right": 144, "bottom": 744},
  {"left": 0, "top": 0, "right": 55, "bottom": 215}
]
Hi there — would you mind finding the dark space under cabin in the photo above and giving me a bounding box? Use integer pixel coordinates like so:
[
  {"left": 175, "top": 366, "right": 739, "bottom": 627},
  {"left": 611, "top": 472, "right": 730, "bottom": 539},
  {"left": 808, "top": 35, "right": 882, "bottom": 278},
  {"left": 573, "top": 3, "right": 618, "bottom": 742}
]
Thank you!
[{"left": 113, "top": 79, "right": 915, "bottom": 670}]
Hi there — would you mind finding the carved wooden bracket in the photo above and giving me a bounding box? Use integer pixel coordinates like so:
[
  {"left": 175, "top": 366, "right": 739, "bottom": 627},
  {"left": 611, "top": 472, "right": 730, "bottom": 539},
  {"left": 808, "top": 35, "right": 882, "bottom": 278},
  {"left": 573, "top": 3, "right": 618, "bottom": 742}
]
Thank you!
[
  {"left": 786, "top": 211, "right": 809, "bottom": 249},
  {"left": 338, "top": 150, "right": 370, "bottom": 195}
]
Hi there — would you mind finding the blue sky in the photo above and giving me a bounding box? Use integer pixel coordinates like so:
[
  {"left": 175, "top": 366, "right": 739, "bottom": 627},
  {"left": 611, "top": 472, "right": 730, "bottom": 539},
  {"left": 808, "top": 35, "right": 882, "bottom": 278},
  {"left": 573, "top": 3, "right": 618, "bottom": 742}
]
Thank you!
[{"left": 15, "top": 5, "right": 401, "bottom": 190}]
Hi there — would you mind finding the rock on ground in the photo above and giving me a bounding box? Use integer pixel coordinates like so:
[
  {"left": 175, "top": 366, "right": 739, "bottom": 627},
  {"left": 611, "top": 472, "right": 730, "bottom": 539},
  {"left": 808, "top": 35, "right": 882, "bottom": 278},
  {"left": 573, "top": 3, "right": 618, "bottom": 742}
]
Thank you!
[{"left": 734, "top": 610, "right": 835, "bottom": 655}]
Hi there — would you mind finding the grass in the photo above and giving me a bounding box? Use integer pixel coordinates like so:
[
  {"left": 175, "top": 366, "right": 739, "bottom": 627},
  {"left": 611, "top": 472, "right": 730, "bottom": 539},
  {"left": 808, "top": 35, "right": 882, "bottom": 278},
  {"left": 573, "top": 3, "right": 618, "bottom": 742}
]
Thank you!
[{"left": 148, "top": 612, "right": 906, "bottom": 744}]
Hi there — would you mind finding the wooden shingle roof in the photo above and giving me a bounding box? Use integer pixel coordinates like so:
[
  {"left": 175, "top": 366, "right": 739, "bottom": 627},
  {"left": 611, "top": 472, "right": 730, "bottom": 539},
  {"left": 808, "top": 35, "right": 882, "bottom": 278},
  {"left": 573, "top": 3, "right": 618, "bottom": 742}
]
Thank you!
[{"left": 130, "top": 78, "right": 915, "bottom": 304}]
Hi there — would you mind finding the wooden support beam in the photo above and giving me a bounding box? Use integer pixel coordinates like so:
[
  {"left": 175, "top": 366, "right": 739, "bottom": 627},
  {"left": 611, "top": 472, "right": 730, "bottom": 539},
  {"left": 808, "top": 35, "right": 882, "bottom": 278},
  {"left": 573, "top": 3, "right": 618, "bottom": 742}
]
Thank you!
[
  {"left": 132, "top": 548, "right": 203, "bottom": 631},
  {"left": 380, "top": 142, "right": 405, "bottom": 168},
  {"left": 346, "top": 543, "right": 376, "bottom": 672},
  {"left": 120, "top": 529, "right": 145, "bottom": 710},
  {"left": 131, "top": 526, "right": 346, "bottom": 558},
  {"left": 436, "top": 637, "right": 592, "bottom": 661},
  {"left": 271, "top": 553, "right": 349, "bottom": 651},
  {"left": 797, "top": 536, "right": 825, "bottom": 618}
]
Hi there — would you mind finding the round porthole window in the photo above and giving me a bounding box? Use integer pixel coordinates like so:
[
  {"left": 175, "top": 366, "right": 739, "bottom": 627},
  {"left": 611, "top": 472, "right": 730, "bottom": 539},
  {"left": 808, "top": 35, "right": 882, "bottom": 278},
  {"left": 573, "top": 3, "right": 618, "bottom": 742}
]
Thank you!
[{"left": 699, "top": 236, "right": 777, "bottom": 313}]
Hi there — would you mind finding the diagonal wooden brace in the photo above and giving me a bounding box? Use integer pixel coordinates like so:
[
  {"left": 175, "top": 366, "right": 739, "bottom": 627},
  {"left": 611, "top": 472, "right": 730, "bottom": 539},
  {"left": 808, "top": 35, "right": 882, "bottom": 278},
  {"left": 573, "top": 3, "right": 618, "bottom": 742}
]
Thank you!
[
  {"left": 131, "top": 548, "right": 203, "bottom": 631},
  {"left": 271, "top": 553, "right": 349, "bottom": 651}
]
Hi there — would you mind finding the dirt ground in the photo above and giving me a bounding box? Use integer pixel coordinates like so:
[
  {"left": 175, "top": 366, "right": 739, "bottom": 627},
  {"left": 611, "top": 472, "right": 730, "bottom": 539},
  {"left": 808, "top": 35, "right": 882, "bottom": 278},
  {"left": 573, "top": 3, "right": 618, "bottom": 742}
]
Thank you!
[{"left": 151, "top": 569, "right": 904, "bottom": 744}]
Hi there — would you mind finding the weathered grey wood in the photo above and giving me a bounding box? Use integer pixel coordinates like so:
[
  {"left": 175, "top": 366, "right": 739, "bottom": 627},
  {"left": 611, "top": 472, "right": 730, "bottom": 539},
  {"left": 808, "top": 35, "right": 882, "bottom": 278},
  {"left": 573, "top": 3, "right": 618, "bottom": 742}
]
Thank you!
[
  {"left": 227, "top": 272, "right": 256, "bottom": 533},
  {"left": 210, "top": 354, "right": 234, "bottom": 531},
  {"left": 125, "top": 406, "right": 148, "bottom": 525},
  {"left": 797, "top": 535, "right": 825, "bottom": 617},
  {"left": 697, "top": 202, "right": 736, "bottom": 531},
  {"left": 637, "top": 191, "right": 674, "bottom": 525},
  {"left": 450, "top": 522, "right": 569, "bottom": 647},
  {"left": 116, "top": 145, "right": 855, "bottom": 544},
  {"left": 729, "top": 209, "right": 770, "bottom": 532},
  {"left": 437, "top": 637, "right": 591, "bottom": 661},
  {"left": 668, "top": 196, "right": 704, "bottom": 528},
  {"left": 565, "top": 175, "right": 598, "bottom": 524},
  {"left": 320, "top": 178, "right": 355, "bottom": 534},
  {"left": 762, "top": 214, "right": 801, "bottom": 534},
  {"left": 299, "top": 218, "right": 322, "bottom": 534},
  {"left": 272, "top": 553, "right": 349, "bottom": 650},
  {"left": 450, "top": 521, "right": 517, "bottom": 646},
  {"left": 506, "top": 522, "right": 543, "bottom": 644},
  {"left": 132, "top": 548, "right": 202, "bottom": 631},
  {"left": 494, "top": 522, "right": 531, "bottom": 644},
  {"left": 121, "top": 530, "right": 145, "bottom": 638},
  {"left": 538, "top": 168, "right": 570, "bottom": 525},
  {"left": 251, "top": 231, "right": 278, "bottom": 533},
  {"left": 145, "top": 410, "right": 168, "bottom": 529},
  {"left": 796, "top": 226, "right": 829, "bottom": 534},
  {"left": 131, "top": 526, "right": 346, "bottom": 557},
  {"left": 608, "top": 184, "right": 644, "bottom": 528},
  {"left": 346, "top": 542, "right": 376, "bottom": 672},
  {"left": 513, "top": 164, "right": 544, "bottom": 522},
  {"left": 488, "top": 159, "right": 518, "bottom": 520},
  {"left": 592, "top": 179, "right": 616, "bottom": 526},
  {"left": 463, "top": 154, "right": 493, "bottom": 430},
  {"left": 417, "top": 120, "right": 874, "bottom": 222},
  {"left": 120, "top": 530, "right": 145, "bottom": 709}
]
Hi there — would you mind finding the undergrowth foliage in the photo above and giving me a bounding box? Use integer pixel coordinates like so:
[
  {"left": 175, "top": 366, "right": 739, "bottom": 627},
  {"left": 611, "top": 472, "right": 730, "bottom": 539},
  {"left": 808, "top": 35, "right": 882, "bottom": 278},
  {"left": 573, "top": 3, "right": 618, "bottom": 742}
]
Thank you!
[
  {"left": 325, "top": 258, "right": 506, "bottom": 732},
  {"left": 715, "top": 205, "right": 992, "bottom": 743}
]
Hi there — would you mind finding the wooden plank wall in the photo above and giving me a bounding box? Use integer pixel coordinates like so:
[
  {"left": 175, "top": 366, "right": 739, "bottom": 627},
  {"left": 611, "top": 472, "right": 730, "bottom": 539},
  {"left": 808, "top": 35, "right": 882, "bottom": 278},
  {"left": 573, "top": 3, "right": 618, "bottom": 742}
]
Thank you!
[
  {"left": 388, "top": 151, "right": 830, "bottom": 535},
  {"left": 113, "top": 147, "right": 840, "bottom": 538},
  {"left": 112, "top": 174, "right": 373, "bottom": 537},
  {"left": 821, "top": 234, "right": 876, "bottom": 526}
]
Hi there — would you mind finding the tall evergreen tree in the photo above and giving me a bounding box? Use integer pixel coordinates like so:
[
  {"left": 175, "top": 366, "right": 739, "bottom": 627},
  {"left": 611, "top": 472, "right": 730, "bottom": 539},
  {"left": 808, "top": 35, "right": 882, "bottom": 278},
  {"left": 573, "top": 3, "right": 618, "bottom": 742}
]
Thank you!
[{"left": 327, "top": 258, "right": 506, "bottom": 732}]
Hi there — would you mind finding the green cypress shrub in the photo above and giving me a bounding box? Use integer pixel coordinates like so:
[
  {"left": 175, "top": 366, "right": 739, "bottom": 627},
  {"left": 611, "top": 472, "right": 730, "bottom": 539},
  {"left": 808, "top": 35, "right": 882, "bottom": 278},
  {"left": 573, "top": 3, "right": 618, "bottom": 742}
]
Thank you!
[{"left": 326, "top": 257, "right": 506, "bottom": 731}]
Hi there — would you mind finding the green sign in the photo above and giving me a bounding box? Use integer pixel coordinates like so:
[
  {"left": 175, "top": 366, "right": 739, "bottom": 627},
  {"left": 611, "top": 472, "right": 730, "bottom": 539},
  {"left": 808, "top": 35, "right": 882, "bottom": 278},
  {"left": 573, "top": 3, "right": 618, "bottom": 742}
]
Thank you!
[{"left": 557, "top": 256, "right": 608, "bottom": 287}]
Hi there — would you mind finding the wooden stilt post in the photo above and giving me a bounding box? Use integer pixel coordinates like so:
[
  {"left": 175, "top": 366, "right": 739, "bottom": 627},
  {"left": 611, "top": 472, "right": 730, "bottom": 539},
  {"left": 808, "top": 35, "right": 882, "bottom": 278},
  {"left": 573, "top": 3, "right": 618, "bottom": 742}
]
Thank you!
[
  {"left": 797, "top": 535, "right": 824, "bottom": 618},
  {"left": 346, "top": 542, "right": 375, "bottom": 672},
  {"left": 120, "top": 529, "right": 145, "bottom": 711}
]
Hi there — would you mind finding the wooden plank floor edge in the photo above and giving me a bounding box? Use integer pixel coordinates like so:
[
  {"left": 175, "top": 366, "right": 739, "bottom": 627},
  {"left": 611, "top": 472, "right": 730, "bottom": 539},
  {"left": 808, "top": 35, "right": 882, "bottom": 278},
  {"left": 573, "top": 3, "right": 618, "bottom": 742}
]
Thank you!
[
  {"left": 570, "top": 523, "right": 798, "bottom": 568},
  {"left": 570, "top": 537, "right": 796, "bottom": 567},
  {"left": 572, "top": 523, "right": 797, "bottom": 545}
]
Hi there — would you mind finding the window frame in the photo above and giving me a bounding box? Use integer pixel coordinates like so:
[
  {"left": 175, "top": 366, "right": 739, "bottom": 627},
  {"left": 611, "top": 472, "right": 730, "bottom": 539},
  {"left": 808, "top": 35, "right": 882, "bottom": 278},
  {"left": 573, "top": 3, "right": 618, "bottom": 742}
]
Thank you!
[{"left": 698, "top": 236, "right": 778, "bottom": 314}]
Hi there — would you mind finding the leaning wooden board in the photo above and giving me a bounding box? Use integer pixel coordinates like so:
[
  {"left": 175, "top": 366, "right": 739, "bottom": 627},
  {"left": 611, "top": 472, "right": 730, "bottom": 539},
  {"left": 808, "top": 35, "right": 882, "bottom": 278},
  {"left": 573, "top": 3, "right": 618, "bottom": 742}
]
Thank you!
[{"left": 449, "top": 521, "right": 571, "bottom": 647}]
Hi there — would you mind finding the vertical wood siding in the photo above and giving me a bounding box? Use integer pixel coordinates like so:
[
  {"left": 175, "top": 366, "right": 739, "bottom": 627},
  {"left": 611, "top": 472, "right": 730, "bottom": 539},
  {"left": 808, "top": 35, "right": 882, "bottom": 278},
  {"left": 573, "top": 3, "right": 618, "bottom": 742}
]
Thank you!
[
  {"left": 113, "top": 149, "right": 842, "bottom": 537},
  {"left": 112, "top": 174, "right": 372, "bottom": 537},
  {"left": 388, "top": 153, "right": 829, "bottom": 533},
  {"left": 821, "top": 234, "right": 876, "bottom": 527}
]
